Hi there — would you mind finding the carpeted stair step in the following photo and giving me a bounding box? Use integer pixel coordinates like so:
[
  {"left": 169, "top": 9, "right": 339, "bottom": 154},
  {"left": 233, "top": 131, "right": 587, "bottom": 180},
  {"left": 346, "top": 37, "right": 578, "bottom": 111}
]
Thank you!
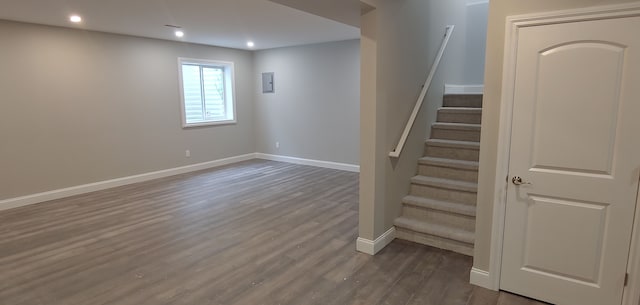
[
  {"left": 418, "top": 157, "right": 479, "bottom": 182},
  {"left": 424, "top": 139, "right": 480, "bottom": 161},
  {"left": 437, "top": 107, "right": 482, "bottom": 124},
  {"left": 394, "top": 216, "right": 475, "bottom": 256},
  {"left": 394, "top": 93, "right": 483, "bottom": 257},
  {"left": 402, "top": 195, "right": 476, "bottom": 217},
  {"left": 443, "top": 94, "right": 483, "bottom": 108},
  {"left": 410, "top": 176, "right": 477, "bottom": 205},
  {"left": 401, "top": 195, "right": 476, "bottom": 231},
  {"left": 431, "top": 122, "right": 481, "bottom": 142}
]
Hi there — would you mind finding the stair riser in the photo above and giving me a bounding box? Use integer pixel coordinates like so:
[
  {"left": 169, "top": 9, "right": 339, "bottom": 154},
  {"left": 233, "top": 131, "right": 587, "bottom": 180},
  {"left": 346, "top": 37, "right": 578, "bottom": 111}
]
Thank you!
[
  {"left": 431, "top": 128, "right": 480, "bottom": 142},
  {"left": 424, "top": 145, "right": 480, "bottom": 161},
  {"left": 395, "top": 228, "right": 474, "bottom": 256},
  {"left": 402, "top": 205, "right": 476, "bottom": 232},
  {"left": 418, "top": 164, "right": 478, "bottom": 182},
  {"left": 410, "top": 184, "right": 477, "bottom": 205},
  {"left": 437, "top": 112, "right": 482, "bottom": 124},
  {"left": 443, "top": 96, "right": 483, "bottom": 108}
]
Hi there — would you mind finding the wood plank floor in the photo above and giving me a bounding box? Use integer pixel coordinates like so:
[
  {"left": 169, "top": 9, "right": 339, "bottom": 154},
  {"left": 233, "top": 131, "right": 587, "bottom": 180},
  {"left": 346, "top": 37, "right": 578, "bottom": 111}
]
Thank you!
[{"left": 0, "top": 160, "right": 550, "bottom": 305}]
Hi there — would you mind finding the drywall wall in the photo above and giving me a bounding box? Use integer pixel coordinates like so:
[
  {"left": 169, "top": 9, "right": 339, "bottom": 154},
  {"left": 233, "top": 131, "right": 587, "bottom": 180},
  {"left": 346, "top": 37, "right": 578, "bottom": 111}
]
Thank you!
[
  {"left": 359, "top": 0, "right": 486, "bottom": 241},
  {"left": 359, "top": 8, "right": 384, "bottom": 241},
  {"left": 253, "top": 40, "right": 360, "bottom": 166},
  {"left": 441, "top": 0, "right": 489, "bottom": 86},
  {"left": 464, "top": 1, "right": 489, "bottom": 84},
  {"left": 0, "top": 20, "right": 255, "bottom": 200},
  {"left": 268, "top": 0, "right": 361, "bottom": 27},
  {"left": 474, "top": 0, "right": 640, "bottom": 272}
]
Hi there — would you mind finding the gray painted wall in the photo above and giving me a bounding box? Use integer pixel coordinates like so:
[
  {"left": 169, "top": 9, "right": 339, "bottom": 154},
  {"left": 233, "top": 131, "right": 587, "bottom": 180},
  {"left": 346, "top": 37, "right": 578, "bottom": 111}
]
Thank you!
[
  {"left": 0, "top": 21, "right": 361, "bottom": 201},
  {"left": 408, "top": 0, "right": 489, "bottom": 87},
  {"left": 253, "top": 40, "right": 360, "bottom": 165},
  {"left": 0, "top": 20, "right": 256, "bottom": 199},
  {"left": 464, "top": 1, "right": 489, "bottom": 84}
]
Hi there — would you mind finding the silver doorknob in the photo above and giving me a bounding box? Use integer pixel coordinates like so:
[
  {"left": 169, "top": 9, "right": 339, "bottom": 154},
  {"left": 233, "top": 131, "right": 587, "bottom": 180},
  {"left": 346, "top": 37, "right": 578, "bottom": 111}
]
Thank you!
[{"left": 512, "top": 176, "right": 532, "bottom": 186}]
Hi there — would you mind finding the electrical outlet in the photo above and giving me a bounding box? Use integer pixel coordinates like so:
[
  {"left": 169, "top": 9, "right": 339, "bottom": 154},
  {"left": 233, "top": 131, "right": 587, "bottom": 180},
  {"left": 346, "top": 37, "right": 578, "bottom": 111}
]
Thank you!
[
  {"left": 275, "top": 142, "right": 280, "bottom": 149},
  {"left": 185, "top": 150, "right": 191, "bottom": 158}
]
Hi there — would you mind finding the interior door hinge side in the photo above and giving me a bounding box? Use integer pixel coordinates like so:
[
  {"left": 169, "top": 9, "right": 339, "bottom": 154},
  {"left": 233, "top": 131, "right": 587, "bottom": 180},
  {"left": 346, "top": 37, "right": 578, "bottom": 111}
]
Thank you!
[{"left": 625, "top": 273, "right": 629, "bottom": 286}]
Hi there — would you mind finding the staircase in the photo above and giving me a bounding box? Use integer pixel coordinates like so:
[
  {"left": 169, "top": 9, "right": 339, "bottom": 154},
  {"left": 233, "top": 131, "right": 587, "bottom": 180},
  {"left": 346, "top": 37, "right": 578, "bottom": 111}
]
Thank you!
[{"left": 394, "top": 94, "right": 482, "bottom": 256}]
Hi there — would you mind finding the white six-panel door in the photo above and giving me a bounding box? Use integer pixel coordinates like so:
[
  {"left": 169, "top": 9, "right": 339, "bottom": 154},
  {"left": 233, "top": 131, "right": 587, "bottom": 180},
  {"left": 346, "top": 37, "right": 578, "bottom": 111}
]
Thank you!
[{"left": 500, "top": 16, "right": 640, "bottom": 305}]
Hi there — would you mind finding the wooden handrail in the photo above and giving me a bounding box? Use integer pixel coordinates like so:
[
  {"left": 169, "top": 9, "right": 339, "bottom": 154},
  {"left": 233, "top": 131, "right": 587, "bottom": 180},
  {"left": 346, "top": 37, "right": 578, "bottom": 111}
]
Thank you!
[{"left": 389, "top": 25, "right": 455, "bottom": 158}]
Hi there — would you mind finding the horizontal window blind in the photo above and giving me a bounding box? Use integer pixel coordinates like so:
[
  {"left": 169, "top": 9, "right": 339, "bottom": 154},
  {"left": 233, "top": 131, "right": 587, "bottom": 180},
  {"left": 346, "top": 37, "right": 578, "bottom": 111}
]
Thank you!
[
  {"left": 181, "top": 64, "right": 226, "bottom": 124},
  {"left": 182, "top": 64, "right": 204, "bottom": 123},
  {"left": 202, "top": 67, "right": 225, "bottom": 120}
]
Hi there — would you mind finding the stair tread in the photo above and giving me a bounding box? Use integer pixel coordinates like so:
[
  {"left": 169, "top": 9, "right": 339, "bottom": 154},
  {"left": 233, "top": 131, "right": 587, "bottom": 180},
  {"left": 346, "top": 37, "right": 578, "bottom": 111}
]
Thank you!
[
  {"left": 418, "top": 157, "right": 479, "bottom": 170},
  {"left": 432, "top": 122, "right": 481, "bottom": 130},
  {"left": 403, "top": 195, "right": 476, "bottom": 217},
  {"left": 438, "top": 107, "right": 482, "bottom": 113},
  {"left": 411, "top": 175, "right": 478, "bottom": 193},
  {"left": 425, "top": 139, "right": 480, "bottom": 148},
  {"left": 444, "top": 94, "right": 483, "bottom": 98},
  {"left": 443, "top": 94, "right": 483, "bottom": 101},
  {"left": 443, "top": 94, "right": 483, "bottom": 108},
  {"left": 394, "top": 216, "right": 475, "bottom": 244}
]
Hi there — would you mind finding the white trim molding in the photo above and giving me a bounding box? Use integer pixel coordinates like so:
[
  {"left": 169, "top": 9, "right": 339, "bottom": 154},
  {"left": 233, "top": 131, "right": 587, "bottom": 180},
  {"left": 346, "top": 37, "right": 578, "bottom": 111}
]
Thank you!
[
  {"left": 178, "top": 57, "right": 237, "bottom": 128},
  {"left": 0, "top": 153, "right": 256, "bottom": 212},
  {"left": 0, "top": 152, "right": 360, "bottom": 212},
  {"left": 255, "top": 153, "right": 360, "bottom": 173},
  {"left": 623, "top": 191, "right": 640, "bottom": 305},
  {"left": 356, "top": 226, "right": 396, "bottom": 255},
  {"left": 470, "top": 268, "right": 492, "bottom": 289},
  {"left": 444, "top": 84, "right": 484, "bottom": 95},
  {"left": 487, "top": 2, "right": 640, "bottom": 294}
]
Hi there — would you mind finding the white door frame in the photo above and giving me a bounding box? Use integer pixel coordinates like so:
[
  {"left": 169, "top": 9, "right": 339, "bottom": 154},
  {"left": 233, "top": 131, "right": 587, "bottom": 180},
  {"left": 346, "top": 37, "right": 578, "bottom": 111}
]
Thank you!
[
  {"left": 628, "top": 193, "right": 640, "bottom": 305},
  {"left": 486, "top": 3, "right": 640, "bottom": 305}
]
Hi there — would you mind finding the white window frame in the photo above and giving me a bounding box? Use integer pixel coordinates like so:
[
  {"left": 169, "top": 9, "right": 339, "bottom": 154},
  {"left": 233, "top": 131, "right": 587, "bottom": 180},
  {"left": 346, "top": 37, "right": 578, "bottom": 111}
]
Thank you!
[{"left": 178, "top": 57, "right": 237, "bottom": 128}]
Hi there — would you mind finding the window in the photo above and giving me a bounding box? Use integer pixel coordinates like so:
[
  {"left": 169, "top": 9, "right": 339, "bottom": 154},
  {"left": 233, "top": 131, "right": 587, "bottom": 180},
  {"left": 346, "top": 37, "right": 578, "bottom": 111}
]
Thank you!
[{"left": 178, "top": 58, "right": 236, "bottom": 127}]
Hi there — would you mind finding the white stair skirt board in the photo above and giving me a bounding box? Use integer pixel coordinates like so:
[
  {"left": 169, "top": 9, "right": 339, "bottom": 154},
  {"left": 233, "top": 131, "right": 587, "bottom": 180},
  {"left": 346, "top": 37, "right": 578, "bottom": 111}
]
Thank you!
[
  {"left": 470, "top": 268, "right": 494, "bottom": 290},
  {"left": 356, "top": 226, "right": 396, "bottom": 255},
  {"left": 444, "top": 84, "right": 484, "bottom": 95},
  {"left": 255, "top": 153, "right": 360, "bottom": 173},
  {"left": 0, "top": 153, "right": 256, "bottom": 212}
]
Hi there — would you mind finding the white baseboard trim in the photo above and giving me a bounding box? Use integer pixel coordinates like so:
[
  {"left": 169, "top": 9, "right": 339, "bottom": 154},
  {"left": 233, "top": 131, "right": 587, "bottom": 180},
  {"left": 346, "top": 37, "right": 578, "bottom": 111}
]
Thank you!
[
  {"left": 356, "top": 226, "right": 396, "bottom": 255},
  {"left": 255, "top": 153, "right": 360, "bottom": 173},
  {"left": 0, "top": 153, "right": 257, "bottom": 212},
  {"left": 469, "top": 267, "right": 497, "bottom": 290},
  {"left": 0, "top": 152, "right": 359, "bottom": 212},
  {"left": 444, "top": 84, "right": 484, "bottom": 95}
]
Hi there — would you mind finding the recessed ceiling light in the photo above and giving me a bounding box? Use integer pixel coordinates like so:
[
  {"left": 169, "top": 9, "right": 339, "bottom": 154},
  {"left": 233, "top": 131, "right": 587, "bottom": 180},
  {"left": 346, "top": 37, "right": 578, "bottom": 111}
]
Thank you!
[
  {"left": 175, "top": 31, "right": 184, "bottom": 38},
  {"left": 247, "top": 41, "right": 255, "bottom": 48},
  {"left": 69, "top": 15, "right": 82, "bottom": 23}
]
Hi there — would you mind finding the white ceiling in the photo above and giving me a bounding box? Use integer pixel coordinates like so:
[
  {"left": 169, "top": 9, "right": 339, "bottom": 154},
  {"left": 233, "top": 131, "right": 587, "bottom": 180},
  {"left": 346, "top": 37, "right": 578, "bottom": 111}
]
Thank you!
[
  {"left": 0, "top": 0, "right": 360, "bottom": 50},
  {"left": 268, "top": 0, "right": 361, "bottom": 28}
]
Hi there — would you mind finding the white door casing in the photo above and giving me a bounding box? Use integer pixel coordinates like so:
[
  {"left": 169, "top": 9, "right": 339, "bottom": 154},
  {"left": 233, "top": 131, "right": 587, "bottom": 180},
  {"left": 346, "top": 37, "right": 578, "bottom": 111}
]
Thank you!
[
  {"left": 628, "top": 192, "right": 640, "bottom": 305},
  {"left": 484, "top": 4, "right": 640, "bottom": 298},
  {"left": 496, "top": 8, "right": 640, "bottom": 305}
]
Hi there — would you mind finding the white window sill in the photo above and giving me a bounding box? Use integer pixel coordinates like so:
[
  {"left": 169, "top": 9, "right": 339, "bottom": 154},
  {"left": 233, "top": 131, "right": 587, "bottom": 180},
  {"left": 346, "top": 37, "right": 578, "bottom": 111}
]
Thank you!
[{"left": 182, "top": 119, "right": 237, "bottom": 128}]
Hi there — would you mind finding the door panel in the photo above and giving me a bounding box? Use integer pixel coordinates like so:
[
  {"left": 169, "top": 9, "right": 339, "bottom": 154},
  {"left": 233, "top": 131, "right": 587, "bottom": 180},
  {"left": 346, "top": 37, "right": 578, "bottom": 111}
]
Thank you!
[
  {"left": 501, "top": 16, "right": 640, "bottom": 305},
  {"left": 532, "top": 42, "right": 624, "bottom": 175},
  {"left": 523, "top": 195, "right": 607, "bottom": 284}
]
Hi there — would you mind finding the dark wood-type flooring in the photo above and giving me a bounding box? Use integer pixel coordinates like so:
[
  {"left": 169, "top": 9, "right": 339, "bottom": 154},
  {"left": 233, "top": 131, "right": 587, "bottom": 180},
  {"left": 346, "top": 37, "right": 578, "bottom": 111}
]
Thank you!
[{"left": 0, "top": 160, "right": 550, "bottom": 305}]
